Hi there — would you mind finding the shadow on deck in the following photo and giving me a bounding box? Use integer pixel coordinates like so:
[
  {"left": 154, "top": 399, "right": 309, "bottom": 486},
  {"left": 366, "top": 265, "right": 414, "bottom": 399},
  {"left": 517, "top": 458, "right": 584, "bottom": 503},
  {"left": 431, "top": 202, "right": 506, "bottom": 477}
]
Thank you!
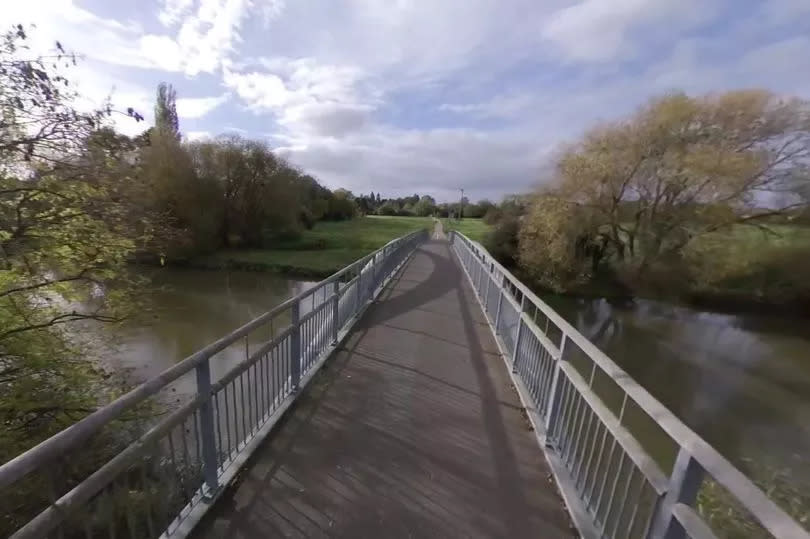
[{"left": 192, "top": 239, "right": 573, "bottom": 538}]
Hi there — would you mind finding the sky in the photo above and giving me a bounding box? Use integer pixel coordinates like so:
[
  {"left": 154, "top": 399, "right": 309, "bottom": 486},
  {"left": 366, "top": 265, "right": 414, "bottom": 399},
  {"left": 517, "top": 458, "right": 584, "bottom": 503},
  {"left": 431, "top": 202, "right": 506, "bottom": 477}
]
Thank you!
[{"left": 6, "top": 0, "right": 810, "bottom": 202}]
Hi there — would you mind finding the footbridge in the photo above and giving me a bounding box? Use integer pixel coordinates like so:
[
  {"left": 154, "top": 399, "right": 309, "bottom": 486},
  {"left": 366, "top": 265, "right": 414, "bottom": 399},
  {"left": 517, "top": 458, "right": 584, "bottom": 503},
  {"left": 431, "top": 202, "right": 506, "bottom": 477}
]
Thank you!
[{"left": 1, "top": 222, "right": 807, "bottom": 539}]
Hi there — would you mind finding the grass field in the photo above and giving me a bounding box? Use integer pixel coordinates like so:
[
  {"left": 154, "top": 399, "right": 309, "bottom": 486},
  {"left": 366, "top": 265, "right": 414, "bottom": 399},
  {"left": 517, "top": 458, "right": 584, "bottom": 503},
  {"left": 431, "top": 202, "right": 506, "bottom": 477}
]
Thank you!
[
  {"left": 692, "top": 223, "right": 810, "bottom": 253},
  {"left": 194, "top": 216, "right": 434, "bottom": 277},
  {"left": 441, "top": 218, "right": 491, "bottom": 242},
  {"left": 684, "top": 223, "right": 810, "bottom": 304}
]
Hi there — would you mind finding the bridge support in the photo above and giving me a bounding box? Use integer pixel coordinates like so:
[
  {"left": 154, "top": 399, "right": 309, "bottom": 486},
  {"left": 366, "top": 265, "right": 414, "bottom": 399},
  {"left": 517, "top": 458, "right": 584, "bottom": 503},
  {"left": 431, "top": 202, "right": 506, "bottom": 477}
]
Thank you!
[
  {"left": 195, "top": 359, "right": 220, "bottom": 497},
  {"left": 647, "top": 448, "right": 705, "bottom": 539}
]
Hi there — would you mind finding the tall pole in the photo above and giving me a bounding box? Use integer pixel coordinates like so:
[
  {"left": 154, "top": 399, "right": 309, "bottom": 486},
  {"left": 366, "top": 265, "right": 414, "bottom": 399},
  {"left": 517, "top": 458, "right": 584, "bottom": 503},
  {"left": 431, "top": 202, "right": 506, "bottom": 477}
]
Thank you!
[{"left": 459, "top": 188, "right": 464, "bottom": 221}]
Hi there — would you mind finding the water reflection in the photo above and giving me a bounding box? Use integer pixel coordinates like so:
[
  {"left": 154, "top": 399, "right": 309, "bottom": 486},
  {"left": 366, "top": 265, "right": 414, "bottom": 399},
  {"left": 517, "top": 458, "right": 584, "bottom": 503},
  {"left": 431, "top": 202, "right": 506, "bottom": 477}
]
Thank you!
[
  {"left": 103, "top": 268, "right": 315, "bottom": 398},
  {"left": 98, "top": 270, "right": 810, "bottom": 487},
  {"left": 546, "top": 295, "right": 810, "bottom": 479}
]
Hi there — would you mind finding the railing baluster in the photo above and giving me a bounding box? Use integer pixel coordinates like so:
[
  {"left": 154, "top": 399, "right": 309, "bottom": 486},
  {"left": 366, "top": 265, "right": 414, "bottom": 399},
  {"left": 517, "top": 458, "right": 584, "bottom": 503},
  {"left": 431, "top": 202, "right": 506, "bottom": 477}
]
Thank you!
[
  {"left": 584, "top": 421, "right": 610, "bottom": 505},
  {"left": 332, "top": 281, "right": 339, "bottom": 344},
  {"left": 483, "top": 266, "right": 492, "bottom": 317},
  {"left": 573, "top": 408, "right": 597, "bottom": 485},
  {"left": 563, "top": 393, "right": 585, "bottom": 465},
  {"left": 624, "top": 474, "right": 648, "bottom": 538},
  {"left": 223, "top": 384, "right": 232, "bottom": 456},
  {"left": 493, "top": 287, "right": 504, "bottom": 335},
  {"left": 545, "top": 335, "right": 567, "bottom": 436},
  {"left": 511, "top": 297, "right": 525, "bottom": 373},
  {"left": 290, "top": 300, "right": 301, "bottom": 391},
  {"left": 239, "top": 373, "right": 247, "bottom": 441},
  {"left": 600, "top": 452, "right": 627, "bottom": 532}
]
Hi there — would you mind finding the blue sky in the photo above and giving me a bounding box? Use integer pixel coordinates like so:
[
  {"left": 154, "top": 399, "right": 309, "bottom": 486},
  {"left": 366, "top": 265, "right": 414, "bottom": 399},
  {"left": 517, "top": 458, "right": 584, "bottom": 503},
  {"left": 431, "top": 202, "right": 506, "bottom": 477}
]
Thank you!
[{"left": 7, "top": 0, "right": 810, "bottom": 201}]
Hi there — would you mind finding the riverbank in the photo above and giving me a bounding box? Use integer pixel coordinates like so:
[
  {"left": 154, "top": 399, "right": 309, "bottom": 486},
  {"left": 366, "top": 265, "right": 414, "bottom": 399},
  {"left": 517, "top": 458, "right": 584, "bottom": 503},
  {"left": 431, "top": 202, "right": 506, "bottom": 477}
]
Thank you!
[
  {"left": 515, "top": 267, "right": 810, "bottom": 319},
  {"left": 505, "top": 222, "right": 810, "bottom": 318},
  {"left": 190, "top": 216, "right": 433, "bottom": 278}
]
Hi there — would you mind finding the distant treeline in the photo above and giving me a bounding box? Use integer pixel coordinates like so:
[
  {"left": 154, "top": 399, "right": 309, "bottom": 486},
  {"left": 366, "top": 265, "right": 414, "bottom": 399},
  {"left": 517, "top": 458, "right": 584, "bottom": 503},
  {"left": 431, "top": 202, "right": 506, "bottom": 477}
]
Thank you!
[
  {"left": 107, "top": 84, "right": 358, "bottom": 262},
  {"left": 354, "top": 192, "right": 498, "bottom": 219}
]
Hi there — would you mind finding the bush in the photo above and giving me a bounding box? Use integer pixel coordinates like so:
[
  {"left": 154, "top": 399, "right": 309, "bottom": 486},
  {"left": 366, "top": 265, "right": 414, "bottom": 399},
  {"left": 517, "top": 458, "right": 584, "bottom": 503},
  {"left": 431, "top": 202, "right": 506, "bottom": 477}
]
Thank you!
[
  {"left": 485, "top": 215, "right": 520, "bottom": 266},
  {"left": 377, "top": 202, "right": 398, "bottom": 216},
  {"left": 482, "top": 207, "right": 501, "bottom": 225}
]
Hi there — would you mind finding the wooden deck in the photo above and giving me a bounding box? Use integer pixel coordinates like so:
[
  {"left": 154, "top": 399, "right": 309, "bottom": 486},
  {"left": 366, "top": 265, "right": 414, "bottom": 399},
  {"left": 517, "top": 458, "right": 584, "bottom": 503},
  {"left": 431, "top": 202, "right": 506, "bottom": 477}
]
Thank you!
[{"left": 192, "top": 236, "right": 573, "bottom": 538}]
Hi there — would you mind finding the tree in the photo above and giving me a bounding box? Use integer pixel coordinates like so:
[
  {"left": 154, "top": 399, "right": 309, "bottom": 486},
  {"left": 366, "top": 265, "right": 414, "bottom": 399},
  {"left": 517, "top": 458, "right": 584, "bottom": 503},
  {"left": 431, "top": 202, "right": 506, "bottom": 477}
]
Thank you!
[
  {"left": 519, "top": 90, "right": 810, "bottom": 291},
  {"left": 414, "top": 195, "right": 436, "bottom": 216},
  {"left": 0, "top": 24, "right": 145, "bottom": 480},
  {"left": 327, "top": 188, "right": 358, "bottom": 220},
  {"left": 473, "top": 199, "right": 495, "bottom": 218},
  {"left": 377, "top": 201, "right": 398, "bottom": 215},
  {"left": 154, "top": 82, "right": 179, "bottom": 138}
]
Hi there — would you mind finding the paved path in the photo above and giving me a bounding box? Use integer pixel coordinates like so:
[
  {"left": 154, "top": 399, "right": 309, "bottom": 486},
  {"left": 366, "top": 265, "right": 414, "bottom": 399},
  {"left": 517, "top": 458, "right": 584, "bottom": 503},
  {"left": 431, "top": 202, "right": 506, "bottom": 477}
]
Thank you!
[{"left": 193, "top": 233, "right": 572, "bottom": 538}]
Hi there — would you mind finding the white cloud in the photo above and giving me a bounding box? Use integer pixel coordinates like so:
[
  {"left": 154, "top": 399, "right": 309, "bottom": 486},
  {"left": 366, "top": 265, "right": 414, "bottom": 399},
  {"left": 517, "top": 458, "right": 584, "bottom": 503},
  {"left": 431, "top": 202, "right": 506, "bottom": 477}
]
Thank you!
[
  {"left": 158, "top": 0, "right": 195, "bottom": 26},
  {"left": 277, "top": 126, "right": 553, "bottom": 200},
  {"left": 224, "top": 58, "right": 377, "bottom": 137},
  {"left": 138, "top": 35, "right": 185, "bottom": 72},
  {"left": 439, "top": 94, "right": 534, "bottom": 119},
  {"left": 176, "top": 94, "right": 230, "bottom": 119},
  {"left": 7, "top": 0, "right": 809, "bottom": 201},
  {"left": 9, "top": 0, "right": 283, "bottom": 76},
  {"left": 540, "top": 0, "right": 705, "bottom": 62},
  {"left": 186, "top": 130, "right": 214, "bottom": 141}
]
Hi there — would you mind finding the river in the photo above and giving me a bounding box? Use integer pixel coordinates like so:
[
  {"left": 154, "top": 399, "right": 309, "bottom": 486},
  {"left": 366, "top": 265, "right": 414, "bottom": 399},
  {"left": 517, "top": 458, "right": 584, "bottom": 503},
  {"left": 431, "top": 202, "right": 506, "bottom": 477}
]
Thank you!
[
  {"left": 106, "top": 268, "right": 810, "bottom": 495},
  {"left": 103, "top": 268, "right": 315, "bottom": 397},
  {"left": 545, "top": 295, "right": 810, "bottom": 492}
]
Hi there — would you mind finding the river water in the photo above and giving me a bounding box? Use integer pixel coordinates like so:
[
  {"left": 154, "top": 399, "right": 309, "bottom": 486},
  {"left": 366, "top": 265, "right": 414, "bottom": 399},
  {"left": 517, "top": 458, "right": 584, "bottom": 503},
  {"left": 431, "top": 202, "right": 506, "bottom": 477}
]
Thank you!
[
  {"left": 107, "top": 268, "right": 810, "bottom": 491},
  {"left": 104, "top": 268, "right": 315, "bottom": 393},
  {"left": 544, "top": 295, "right": 810, "bottom": 488}
]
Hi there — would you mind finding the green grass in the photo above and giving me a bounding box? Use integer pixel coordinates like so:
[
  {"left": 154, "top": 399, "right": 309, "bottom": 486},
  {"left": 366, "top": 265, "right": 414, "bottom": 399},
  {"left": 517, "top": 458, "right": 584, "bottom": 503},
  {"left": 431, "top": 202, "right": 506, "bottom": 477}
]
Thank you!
[
  {"left": 441, "top": 218, "right": 491, "bottom": 242},
  {"left": 675, "top": 224, "right": 810, "bottom": 311},
  {"left": 194, "top": 216, "right": 434, "bottom": 277},
  {"left": 692, "top": 223, "right": 810, "bottom": 253}
]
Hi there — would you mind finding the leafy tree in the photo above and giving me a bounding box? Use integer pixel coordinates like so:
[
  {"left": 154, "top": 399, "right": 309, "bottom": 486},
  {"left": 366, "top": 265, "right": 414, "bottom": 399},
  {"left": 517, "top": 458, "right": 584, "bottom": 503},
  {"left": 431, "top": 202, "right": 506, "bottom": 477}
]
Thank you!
[
  {"left": 377, "top": 201, "right": 398, "bottom": 215},
  {"left": 484, "top": 214, "right": 521, "bottom": 266},
  {"left": 414, "top": 195, "right": 436, "bottom": 216},
  {"left": 327, "top": 188, "right": 358, "bottom": 220},
  {"left": 0, "top": 27, "right": 146, "bottom": 524},
  {"left": 519, "top": 90, "right": 810, "bottom": 292},
  {"left": 154, "top": 82, "right": 179, "bottom": 139},
  {"left": 470, "top": 199, "right": 495, "bottom": 218}
]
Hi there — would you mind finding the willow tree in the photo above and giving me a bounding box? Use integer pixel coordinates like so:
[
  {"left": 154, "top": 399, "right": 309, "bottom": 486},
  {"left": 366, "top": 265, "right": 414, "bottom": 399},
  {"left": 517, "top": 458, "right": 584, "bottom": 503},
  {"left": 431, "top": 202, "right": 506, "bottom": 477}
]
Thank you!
[{"left": 519, "top": 90, "right": 810, "bottom": 291}]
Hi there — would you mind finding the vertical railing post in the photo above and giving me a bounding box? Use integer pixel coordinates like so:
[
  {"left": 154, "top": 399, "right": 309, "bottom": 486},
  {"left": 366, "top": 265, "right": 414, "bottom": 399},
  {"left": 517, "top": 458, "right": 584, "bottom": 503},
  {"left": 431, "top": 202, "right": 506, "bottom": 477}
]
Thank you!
[
  {"left": 372, "top": 252, "right": 378, "bottom": 290},
  {"left": 290, "top": 300, "right": 301, "bottom": 391},
  {"left": 195, "top": 359, "right": 219, "bottom": 496},
  {"left": 356, "top": 265, "right": 362, "bottom": 310},
  {"left": 647, "top": 448, "right": 705, "bottom": 539},
  {"left": 475, "top": 257, "right": 483, "bottom": 293},
  {"left": 331, "top": 280, "right": 340, "bottom": 344},
  {"left": 494, "top": 285, "right": 504, "bottom": 335},
  {"left": 511, "top": 295, "right": 525, "bottom": 373},
  {"left": 483, "top": 264, "right": 492, "bottom": 316},
  {"left": 545, "top": 334, "right": 567, "bottom": 444}
]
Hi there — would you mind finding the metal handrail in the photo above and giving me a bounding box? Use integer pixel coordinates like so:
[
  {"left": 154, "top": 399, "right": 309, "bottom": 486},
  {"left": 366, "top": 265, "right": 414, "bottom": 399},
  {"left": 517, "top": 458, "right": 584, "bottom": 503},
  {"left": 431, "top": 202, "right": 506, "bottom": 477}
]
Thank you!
[
  {"left": 449, "top": 230, "right": 808, "bottom": 539},
  {"left": 2, "top": 228, "right": 427, "bottom": 538}
]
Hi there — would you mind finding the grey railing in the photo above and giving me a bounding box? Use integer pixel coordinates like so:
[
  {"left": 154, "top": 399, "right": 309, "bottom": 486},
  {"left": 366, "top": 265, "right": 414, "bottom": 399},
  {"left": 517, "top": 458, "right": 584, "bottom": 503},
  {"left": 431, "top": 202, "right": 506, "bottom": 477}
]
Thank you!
[
  {"left": 449, "top": 231, "right": 809, "bottom": 539},
  {"left": 0, "top": 229, "right": 427, "bottom": 539}
]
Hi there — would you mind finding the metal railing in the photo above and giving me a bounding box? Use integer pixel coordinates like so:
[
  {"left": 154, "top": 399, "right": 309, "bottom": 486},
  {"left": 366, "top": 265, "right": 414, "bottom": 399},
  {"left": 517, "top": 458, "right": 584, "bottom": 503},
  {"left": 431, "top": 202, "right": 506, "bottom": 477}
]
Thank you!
[
  {"left": 0, "top": 229, "right": 427, "bottom": 539},
  {"left": 449, "top": 231, "right": 809, "bottom": 539}
]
